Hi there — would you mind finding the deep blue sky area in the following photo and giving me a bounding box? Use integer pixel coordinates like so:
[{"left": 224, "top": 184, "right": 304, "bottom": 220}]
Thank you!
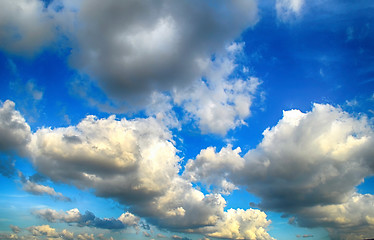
[{"left": 0, "top": 1, "right": 374, "bottom": 240}]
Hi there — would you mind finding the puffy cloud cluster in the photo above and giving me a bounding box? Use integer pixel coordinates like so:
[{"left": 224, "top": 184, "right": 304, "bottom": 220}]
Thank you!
[
  {"left": 203, "top": 208, "right": 274, "bottom": 240},
  {"left": 185, "top": 103, "right": 374, "bottom": 239},
  {"left": 27, "top": 112, "right": 272, "bottom": 239},
  {"left": 34, "top": 208, "right": 139, "bottom": 230},
  {"left": 0, "top": 100, "right": 31, "bottom": 154}
]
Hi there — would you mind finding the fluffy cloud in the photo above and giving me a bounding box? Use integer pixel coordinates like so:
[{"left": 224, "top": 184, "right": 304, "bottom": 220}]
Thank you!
[
  {"left": 203, "top": 209, "right": 274, "bottom": 240},
  {"left": 173, "top": 43, "right": 261, "bottom": 135},
  {"left": 34, "top": 208, "right": 139, "bottom": 230},
  {"left": 184, "top": 145, "right": 244, "bottom": 194},
  {"left": 240, "top": 104, "right": 374, "bottom": 212},
  {"left": 276, "top": 0, "right": 305, "bottom": 22},
  {"left": 0, "top": 0, "right": 56, "bottom": 56},
  {"left": 0, "top": 100, "right": 31, "bottom": 154},
  {"left": 27, "top": 113, "right": 272, "bottom": 238},
  {"left": 66, "top": 0, "right": 258, "bottom": 104},
  {"left": 186, "top": 103, "right": 374, "bottom": 239}
]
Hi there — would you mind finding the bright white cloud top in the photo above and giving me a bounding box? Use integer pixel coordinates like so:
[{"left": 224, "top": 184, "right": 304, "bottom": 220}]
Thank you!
[{"left": 0, "top": 0, "right": 373, "bottom": 240}]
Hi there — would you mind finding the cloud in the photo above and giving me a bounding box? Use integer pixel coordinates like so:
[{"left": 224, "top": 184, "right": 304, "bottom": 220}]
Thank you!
[
  {"left": 173, "top": 43, "right": 261, "bottom": 135},
  {"left": 239, "top": 104, "right": 374, "bottom": 212},
  {"left": 186, "top": 103, "right": 374, "bottom": 239},
  {"left": 276, "top": 0, "right": 305, "bottom": 22},
  {"left": 34, "top": 208, "right": 139, "bottom": 230},
  {"left": 65, "top": 0, "right": 258, "bottom": 105},
  {"left": 0, "top": 100, "right": 31, "bottom": 154},
  {"left": 19, "top": 172, "right": 71, "bottom": 202},
  {"left": 296, "top": 193, "right": 374, "bottom": 240},
  {"left": 27, "top": 225, "right": 60, "bottom": 238},
  {"left": 171, "top": 235, "right": 191, "bottom": 240},
  {"left": 184, "top": 145, "right": 244, "bottom": 195},
  {"left": 202, "top": 208, "right": 274, "bottom": 240},
  {"left": 0, "top": 0, "right": 56, "bottom": 56},
  {"left": 26, "top": 110, "right": 273, "bottom": 238},
  {"left": 296, "top": 234, "right": 314, "bottom": 238}
]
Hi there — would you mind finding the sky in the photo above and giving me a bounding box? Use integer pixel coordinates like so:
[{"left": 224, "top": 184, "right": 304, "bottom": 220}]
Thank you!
[{"left": 0, "top": 0, "right": 374, "bottom": 240}]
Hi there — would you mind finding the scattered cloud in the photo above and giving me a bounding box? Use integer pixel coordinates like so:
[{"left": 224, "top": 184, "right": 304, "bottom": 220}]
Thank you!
[
  {"left": 34, "top": 208, "right": 139, "bottom": 230},
  {"left": 19, "top": 172, "right": 71, "bottom": 202},
  {"left": 276, "top": 0, "right": 305, "bottom": 22},
  {"left": 25, "top": 107, "right": 272, "bottom": 238}
]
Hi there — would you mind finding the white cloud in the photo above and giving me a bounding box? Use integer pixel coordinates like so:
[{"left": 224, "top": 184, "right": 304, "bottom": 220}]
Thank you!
[
  {"left": 27, "top": 112, "right": 272, "bottom": 238},
  {"left": 240, "top": 104, "right": 374, "bottom": 212},
  {"left": 184, "top": 145, "right": 244, "bottom": 195},
  {"left": 27, "top": 225, "right": 59, "bottom": 238},
  {"left": 0, "top": 100, "right": 31, "bottom": 154},
  {"left": 203, "top": 208, "right": 274, "bottom": 240},
  {"left": 0, "top": 0, "right": 56, "bottom": 56},
  {"left": 173, "top": 43, "right": 261, "bottom": 135},
  {"left": 276, "top": 0, "right": 305, "bottom": 22}
]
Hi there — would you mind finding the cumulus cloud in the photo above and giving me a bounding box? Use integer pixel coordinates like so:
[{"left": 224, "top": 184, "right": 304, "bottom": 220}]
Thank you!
[
  {"left": 276, "top": 0, "right": 305, "bottom": 22},
  {"left": 34, "top": 208, "right": 139, "bottom": 230},
  {"left": 203, "top": 209, "right": 274, "bottom": 240},
  {"left": 27, "top": 225, "right": 60, "bottom": 238},
  {"left": 173, "top": 43, "right": 261, "bottom": 135},
  {"left": 0, "top": 100, "right": 31, "bottom": 154},
  {"left": 26, "top": 112, "right": 273, "bottom": 238},
  {"left": 66, "top": 0, "right": 258, "bottom": 105},
  {"left": 184, "top": 145, "right": 244, "bottom": 195},
  {"left": 239, "top": 104, "right": 374, "bottom": 212},
  {"left": 186, "top": 103, "right": 374, "bottom": 239},
  {"left": 296, "top": 193, "right": 374, "bottom": 240},
  {"left": 0, "top": 0, "right": 56, "bottom": 56}
]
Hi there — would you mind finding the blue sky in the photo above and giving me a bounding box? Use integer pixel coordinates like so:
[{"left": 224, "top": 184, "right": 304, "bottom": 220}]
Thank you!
[{"left": 0, "top": 0, "right": 374, "bottom": 239}]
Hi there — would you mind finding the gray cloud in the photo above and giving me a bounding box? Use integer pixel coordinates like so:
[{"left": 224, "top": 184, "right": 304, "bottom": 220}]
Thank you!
[
  {"left": 19, "top": 172, "right": 71, "bottom": 202},
  {"left": 0, "top": 100, "right": 31, "bottom": 154},
  {"left": 239, "top": 104, "right": 374, "bottom": 212},
  {"left": 0, "top": 0, "right": 56, "bottom": 56},
  {"left": 66, "top": 0, "right": 258, "bottom": 105}
]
